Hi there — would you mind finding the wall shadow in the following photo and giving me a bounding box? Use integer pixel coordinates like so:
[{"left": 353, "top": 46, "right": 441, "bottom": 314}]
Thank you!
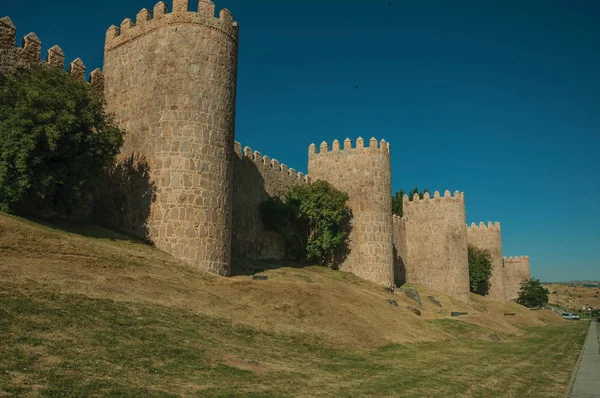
[
  {"left": 393, "top": 245, "right": 406, "bottom": 286},
  {"left": 92, "top": 153, "right": 156, "bottom": 243},
  {"left": 231, "top": 153, "right": 290, "bottom": 262}
]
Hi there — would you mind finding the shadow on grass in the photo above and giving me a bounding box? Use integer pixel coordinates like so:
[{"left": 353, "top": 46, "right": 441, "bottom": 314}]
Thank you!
[
  {"left": 231, "top": 257, "right": 315, "bottom": 276},
  {"left": 20, "top": 214, "right": 152, "bottom": 245}
]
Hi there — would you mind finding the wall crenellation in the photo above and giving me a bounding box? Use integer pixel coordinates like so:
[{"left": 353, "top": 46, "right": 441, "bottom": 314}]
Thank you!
[
  {"left": 402, "top": 190, "right": 464, "bottom": 203},
  {"left": 469, "top": 221, "right": 501, "bottom": 230},
  {"left": 309, "top": 137, "right": 390, "bottom": 155},
  {"left": 1, "top": 4, "right": 535, "bottom": 304},
  {"left": 105, "top": 0, "right": 239, "bottom": 51},
  {"left": 234, "top": 141, "right": 311, "bottom": 185},
  {"left": 0, "top": 16, "right": 102, "bottom": 86}
]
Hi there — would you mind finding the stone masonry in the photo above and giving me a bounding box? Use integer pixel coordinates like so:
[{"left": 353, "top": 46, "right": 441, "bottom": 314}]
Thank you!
[
  {"left": 308, "top": 138, "right": 395, "bottom": 287},
  {"left": 0, "top": 16, "right": 102, "bottom": 87},
  {"left": 467, "top": 222, "right": 506, "bottom": 301},
  {"left": 0, "top": 3, "right": 532, "bottom": 302},
  {"left": 232, "top": 141, "right": 309, "bottom": 259},
  {"left": 400, "top": 191, "right": 471, "bottom": 303},
  {"left": 103, "top": 0, "right": 239, "bottom": 276},
  {"left": 503, "top": 256, "right": 531, "bottom": 301}
]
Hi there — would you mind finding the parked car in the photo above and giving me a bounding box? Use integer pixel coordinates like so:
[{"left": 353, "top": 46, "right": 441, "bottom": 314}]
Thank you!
[{"left": 561, "top": 313, "right": 580, "bottom": 320}]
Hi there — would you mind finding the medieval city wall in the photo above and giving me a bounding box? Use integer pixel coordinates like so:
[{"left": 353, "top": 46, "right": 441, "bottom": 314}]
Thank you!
[
  {"left": 403, "top": 191, "right": 470, "bottom": 302},
  {"left": 392, "top": 215, "right": 407, "bottom": 285},
  {"left": 0, "top": 16, "right": 102, "bottom": 87},
  {"left": 467, "top": 222, "right": 506, "bottom": 301},
  {"left": 232, "top": 141, "right": 309, "bottom": 259},
  {"left": 102, "top": 0, "right": 239, "bottom": 276},
  {"left": 504, "top": 256, "right": 531, "bottom": 301},
  {"left": 307, "top": 137, "right": 394, "bottom": 287}
]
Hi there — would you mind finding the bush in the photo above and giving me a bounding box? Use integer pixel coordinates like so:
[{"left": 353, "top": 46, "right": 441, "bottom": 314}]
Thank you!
[
  {"left": 468, "top": 244, "right": 493, "bottom": 295},
  {"left": 517, "top": 278, "right": 550, "bottom": 308},
  {"left": 0, "top": 66, "right": 124, "bottom": 215},
  {"left": 260, "top": 180, "right": 352, "bottom": 267}
]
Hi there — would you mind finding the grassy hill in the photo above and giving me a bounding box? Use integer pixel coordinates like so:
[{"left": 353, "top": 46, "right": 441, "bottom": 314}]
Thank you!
[{"left": 0, "top": 213, "right": 588, "bottom": 397}]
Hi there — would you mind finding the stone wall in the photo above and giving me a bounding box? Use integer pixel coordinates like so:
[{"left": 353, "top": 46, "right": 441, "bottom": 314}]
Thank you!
[
  {"left": 467, "top": 222, "right": 506, "bottom": 301},
  {"left": 402, "top": 191, "right": 470, "bottom": 302},
  {"left": 103, "top": 0, "right": 239, "bottom": 276},
  {"left": 0, "top": 16, "right": 102, "bottom": 86},
  {"left": 232, "top": 141, "right": 309, "bottom": 259},
  {"left": 307, "top": 137, "right": 394, "bottom": 287},
  {"left": 392, "top": 215, "right": 407, "bottom": 285},
  {"left": 504, "top": 256, "right": 530, "bottom": 301}
]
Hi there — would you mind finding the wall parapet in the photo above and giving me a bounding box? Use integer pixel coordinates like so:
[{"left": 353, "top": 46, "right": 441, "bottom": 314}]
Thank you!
[
  {"left": 504, "top": 256, "right": 529, "bottom": 262},
  {"left": 403, "top": 190, "right": 464, "bottom": 204},
  {"left": 105, "top": 0, "right": 239, "bottom": 52},
  {"left": 234, "top": 141, "right": 310, "bottom": 184},
  {"left": 467, "top": 221, "right": 501, "bottom": 230},
  {"left": 0, "top": 16, "right": 102, "bottom": 86},
  {"left": 308, "top": 137, "right": 390, "bottom": 156}
]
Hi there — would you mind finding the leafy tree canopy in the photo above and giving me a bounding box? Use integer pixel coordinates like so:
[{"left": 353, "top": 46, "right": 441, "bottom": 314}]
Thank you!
[
  {"left": 0, "top": 66, "right": 124, "bottom": 215},
  {"left": 260, "top": 180, "right": 352, "bottom": 268},
  {"left": 468, "top": 244, "right": 493, "bottom": 295},
  {"left": 392, "top": 187, "right": 430, "bottom": 217},
  {"left": 517, "top": 278, "right": 550, "bottom": 308}
]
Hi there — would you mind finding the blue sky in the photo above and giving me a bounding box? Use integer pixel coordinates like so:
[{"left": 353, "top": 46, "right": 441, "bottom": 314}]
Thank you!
[{"left": 3, "top": 0, "right": 599, "bottom": 282}]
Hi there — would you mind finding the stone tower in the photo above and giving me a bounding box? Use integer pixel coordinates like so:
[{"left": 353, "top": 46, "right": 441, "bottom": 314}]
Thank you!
[
  {"left": 307, "top": 137, "right": 394, "bottom": 286},
  {"left": 467, "top": 222, "right": 505, "bottom": 301},
  {"left": 103, "top": 0, "right": 239, "bottom": 275},
  {"left": 503, "top": 256, "right": 530, "bottom": 301},
  {"left": 402, "top": 191, "right": 470, "bottom": 302}
]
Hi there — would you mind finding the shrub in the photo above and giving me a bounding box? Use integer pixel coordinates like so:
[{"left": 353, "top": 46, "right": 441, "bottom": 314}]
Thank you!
[
  {"left": 517, "top": 278, "right": 550, "bottom": 308},
  {"left": 468, "top": 244, "right": 493, "bottom": 295},
  {"left": 0, "top": 66, "right": 124, "bottom": 215},
  {"left": 260, "top": 180, "right": 352, "bottom": 267}
]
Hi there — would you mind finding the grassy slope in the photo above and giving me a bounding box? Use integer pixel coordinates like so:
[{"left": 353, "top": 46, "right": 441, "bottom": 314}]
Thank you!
[{"left": 0, "top": 213, "right": 588, "bottom": 397}]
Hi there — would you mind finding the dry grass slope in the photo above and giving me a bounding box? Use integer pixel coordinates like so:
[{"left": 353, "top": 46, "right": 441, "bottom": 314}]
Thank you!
[{"left": 0, "top": 213, "right": 588, "bottom": 397}]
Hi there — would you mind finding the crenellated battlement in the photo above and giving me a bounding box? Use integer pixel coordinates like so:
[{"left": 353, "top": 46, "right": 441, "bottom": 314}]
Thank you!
[
  {"left": 504, "top": 256, "right": 529, "bottom": 262},
  {"left": 105, "top": 0, "right": 239, "bottom": 52},
  {"left": 467, "top": 221, "right": 501, "bottom": 230},
  {"left": 234, "top": 141, "right": 310, "bottom": 184},
  {"left": 402, "top": 190, "right": 464, "bottom": 204},
  {"left": 0, "top": 16, "right": 102, "bottom": 87},
  {"left": 308, "top": 137, "right": 390, "bottom": 156}
]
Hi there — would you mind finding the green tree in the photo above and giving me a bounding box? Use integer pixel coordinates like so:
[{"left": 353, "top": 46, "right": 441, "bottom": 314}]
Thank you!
[
  {"left": 260, "top": 180, "right": 352, "bottom": 267},
  {"left": 517, "top": 278, "right": 550, "bottom": 308},
  {"left": 0, "top": 66, "right": 124, "bottom": 214},
  {"left": 391, "top": 187, "right": 430, "bottom": 217},
  {"left": 468, "top": 244, "right": 493, "bottom": 295}
]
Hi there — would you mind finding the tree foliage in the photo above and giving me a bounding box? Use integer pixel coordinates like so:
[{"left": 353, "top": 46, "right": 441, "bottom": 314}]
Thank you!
[
  {"left": 468, "top": 244, "right": 493, "bottom": 295},
  {"left": 0, "top": 66, "right": 124, "bottom": 214},
  {"left": 517, "top": 278, "right": 550, "bottom": 308},
  {"left": 392, "top": 187, "right": 430, "bottom": 217},
  {"left": 260, "top": 180, "right": 352, "bottom": 267}
]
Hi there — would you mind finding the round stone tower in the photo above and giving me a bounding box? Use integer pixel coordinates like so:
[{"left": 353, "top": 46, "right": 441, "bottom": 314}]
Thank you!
[
  {"left": 467, "top": 222, "right": 505, "bottom": 301},
  {"left": 402, "top": 190, "right": 470, "bottom": 302},
  {"left": 503, "top": 256, "right": 531, "bottom": 301},
  {"left": 308, "top": 137, "right": 394, "bottom": 286},
  {"left": 103, "top": 0, "right": 239, "bottom": 275}
]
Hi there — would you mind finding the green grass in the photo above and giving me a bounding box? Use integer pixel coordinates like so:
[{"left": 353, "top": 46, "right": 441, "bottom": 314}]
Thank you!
[{"left": 0, "top": 281, "right": 587, "bottom": 397}]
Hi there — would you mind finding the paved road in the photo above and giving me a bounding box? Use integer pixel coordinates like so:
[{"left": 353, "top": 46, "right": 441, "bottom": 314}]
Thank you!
[{"left": 570, "top": 321, "right": 600, "bottom": 397}]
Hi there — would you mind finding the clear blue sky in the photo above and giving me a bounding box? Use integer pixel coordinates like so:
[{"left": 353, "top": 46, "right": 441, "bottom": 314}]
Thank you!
[{"left": 3, "top": 0, "right": 599, "bottom": 282}]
